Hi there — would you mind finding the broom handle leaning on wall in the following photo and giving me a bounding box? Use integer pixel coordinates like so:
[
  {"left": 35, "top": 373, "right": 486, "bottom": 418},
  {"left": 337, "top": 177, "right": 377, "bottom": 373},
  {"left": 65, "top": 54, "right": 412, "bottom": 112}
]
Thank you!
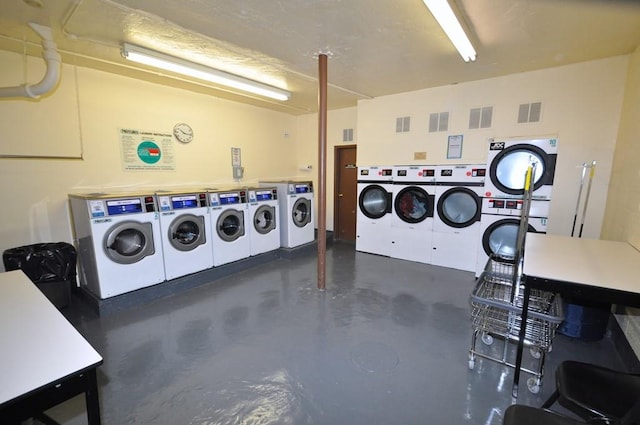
[
  {"left": 578, "top": 160, "right": 597, "bottom": 238},
  {"left": 571, "top": 163, "right": 588, "bottom": 237}
]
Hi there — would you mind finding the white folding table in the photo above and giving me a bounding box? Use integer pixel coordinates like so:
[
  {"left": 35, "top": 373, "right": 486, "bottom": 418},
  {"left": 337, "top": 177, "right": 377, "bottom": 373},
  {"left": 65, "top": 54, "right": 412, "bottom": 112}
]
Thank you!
[
  {"left": 0, "top": 270, "right": 103, "bottom": 424},
  {"left": 513, "top": 234, "right": 640, "bottom": 398}
]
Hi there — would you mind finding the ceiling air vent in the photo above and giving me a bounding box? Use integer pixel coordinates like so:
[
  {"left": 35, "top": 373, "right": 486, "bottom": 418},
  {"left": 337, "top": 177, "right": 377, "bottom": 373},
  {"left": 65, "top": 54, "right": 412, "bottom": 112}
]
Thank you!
[
  {"left": 396, "top": 116, "right": 411, "bottom": 133},
  {"left": 517, "top": 102, "right": 542, "bottom": 123},
  {"left": 343, "top": 128, "right": 354, "bottom": 142},
  {"left": 429, "top": 112, "right": 449, "bottom": 132},
  {"left": 469, "top": 106, "right": 493, "bottom": 129}
]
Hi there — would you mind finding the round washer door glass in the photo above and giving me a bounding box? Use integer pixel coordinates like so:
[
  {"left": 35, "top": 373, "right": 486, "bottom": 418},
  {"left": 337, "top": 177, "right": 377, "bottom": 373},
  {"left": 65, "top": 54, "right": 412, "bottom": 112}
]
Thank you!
[
  {"left": 437, "top": 188, "right": 480, "bottom": 228},
  {"left": 491, "top": 144, "right": 547, "bottom": 195},
  {"left": 359, "top": 184, "right": 390, "bottom": 219},
  {"left": 482, "top": 219, "right": 536, "bottom": 260},
  {"left": 292, "top": 198, "right": 311, "bottom": 228},
  {"left": 217, "top": 210, "right": 245, "bottom": 242},
  {"left": 169, "top": 214, "right": 206, "bottom": 251},
  {"left": 254, "top": 205, "right": 276, "bottom": 234},
  {"left": 394, "top": 186, "right": 433, "bottom": 224},
  {"left": 104, "top": 221, "right": 155, "bottom": 264}
]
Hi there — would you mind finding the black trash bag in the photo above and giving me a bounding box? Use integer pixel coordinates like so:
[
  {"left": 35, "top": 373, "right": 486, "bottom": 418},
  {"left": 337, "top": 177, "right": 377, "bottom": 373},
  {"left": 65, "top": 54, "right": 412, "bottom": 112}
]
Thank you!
[{"left": 3, "top": 242, "right": 77, "bottom": 283}]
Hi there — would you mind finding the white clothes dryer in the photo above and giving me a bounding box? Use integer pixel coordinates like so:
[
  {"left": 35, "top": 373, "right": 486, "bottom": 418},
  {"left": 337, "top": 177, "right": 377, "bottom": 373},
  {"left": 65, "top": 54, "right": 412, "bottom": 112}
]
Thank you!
[
  {"left": 247, "top": 187, "right": 281, "bottom": 256},
  {"left": 68, "top": 192, "right": 165, "bottom": 299},
  {"left": 356, "top": 166, "right": 394, "bottom": 256},
  {"left": 390, "top": 165, "right": 437, "bottom": 264},
  {"left": 156, "top": 190, "right": 213, "bottom": 280},
  {"left": 208, "top": 188, "right": 251, "bottom": 266},
  {"left": 483, "top": 137, "right": 558, "bottom": 200},
  {"left": 260, "top": 181, "right": 314, "bottom": 248},
  {"left": 431, "top": 164, "right": 486, "bottom": 272},
  {"left": 475, "top": 204, "right": 550, "bottom": 277}
]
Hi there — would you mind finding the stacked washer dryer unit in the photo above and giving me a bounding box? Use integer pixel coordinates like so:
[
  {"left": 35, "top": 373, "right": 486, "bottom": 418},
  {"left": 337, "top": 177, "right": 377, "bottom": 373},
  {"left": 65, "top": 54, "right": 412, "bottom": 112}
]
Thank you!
[
  {"left": 68, "top": 192, "right": 166, "bottom": 299},
  {"left": 356, "top": 166, "right": 394, "bottom": 256},
  {"left": 476, "top": 137, "right": 558, "bottom": 276},
  {"left": 247, "top": 186, "right": 281, "bottom": 256},
  {"left": 260, "top": 181, "right": 314, "bottom": 248},
  {"left": 208, "top": 187, "right": 251, "bottom": 266},
  {"left": 390, "top": 165, "right": 437, "bottom": 264},
  {"left": 156, "top": 190, "right": 214, "bottom": 280},
  {"left": 431, "top": 164, "right": 486, "bottom": 272}
]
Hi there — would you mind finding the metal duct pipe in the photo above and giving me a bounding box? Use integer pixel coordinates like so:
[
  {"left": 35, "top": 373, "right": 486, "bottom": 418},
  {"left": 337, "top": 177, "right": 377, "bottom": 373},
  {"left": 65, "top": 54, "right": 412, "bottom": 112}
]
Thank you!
[{"left": 0, "top": 23, "right": 61, "bottom": 99}]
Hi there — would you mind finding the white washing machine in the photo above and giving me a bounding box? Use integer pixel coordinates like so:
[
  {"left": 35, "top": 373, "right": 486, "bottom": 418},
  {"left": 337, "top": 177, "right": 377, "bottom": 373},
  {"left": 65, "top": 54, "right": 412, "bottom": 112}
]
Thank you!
[
  {"left": 208, "top": 188, "right": 251, "bottom": 266},
  {"left": 475, "top": 200, "right": 550, "bottom": 277},
  {"left": 431, "top": 164, "right": 486, "bottom": 272},
  {"left": 484, "top": 137, "right": 558, "bottom": 200},
  {"left": 259, "top": 180, "right": 314, "bottom": 248},
  {"left": 156, "top": 190, "right": 213, "bottom": 280},
  {"left": 68, "top": 192, "right": 165, "bottom": 299},
  {"left": 390, "top": 165, "right": 437, "bottom": 264},
  {"left": 247, "top": 186, "right": 281, "bottom": 256},
  {"left": 356, "top": 166, "right": 394, "bottom": 256}
]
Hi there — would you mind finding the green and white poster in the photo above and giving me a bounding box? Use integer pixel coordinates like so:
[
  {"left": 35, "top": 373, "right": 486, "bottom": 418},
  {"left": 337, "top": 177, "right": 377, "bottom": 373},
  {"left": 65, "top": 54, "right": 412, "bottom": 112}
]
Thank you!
[{"left": 119, "top": 128, "right": 175, "bottom": 171}]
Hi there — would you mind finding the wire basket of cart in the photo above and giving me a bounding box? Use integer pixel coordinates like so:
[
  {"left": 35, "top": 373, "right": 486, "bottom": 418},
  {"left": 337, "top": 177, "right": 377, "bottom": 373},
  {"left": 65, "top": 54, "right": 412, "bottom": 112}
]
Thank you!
[{"left": 468, "top": 255, "right": 564, "bottom": 394}]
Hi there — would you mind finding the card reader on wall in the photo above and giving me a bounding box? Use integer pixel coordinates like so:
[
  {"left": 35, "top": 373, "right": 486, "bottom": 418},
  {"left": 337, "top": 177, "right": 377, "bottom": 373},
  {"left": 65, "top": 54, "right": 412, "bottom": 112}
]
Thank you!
[{"left": 233, "top": 166, "right": 244, "bottom": 179}]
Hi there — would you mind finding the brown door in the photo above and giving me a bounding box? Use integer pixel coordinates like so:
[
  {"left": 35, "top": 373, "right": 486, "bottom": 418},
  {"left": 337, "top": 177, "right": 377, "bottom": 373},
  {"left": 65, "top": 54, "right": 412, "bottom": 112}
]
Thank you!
[{"left": 334, "top": 145, "right": 357, "bottom": 241}]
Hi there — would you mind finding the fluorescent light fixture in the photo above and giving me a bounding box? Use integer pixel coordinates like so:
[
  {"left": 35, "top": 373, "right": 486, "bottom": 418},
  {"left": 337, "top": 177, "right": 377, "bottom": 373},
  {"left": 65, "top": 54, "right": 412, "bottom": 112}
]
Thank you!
[
  {"left": 121, "top": 43, "right": 291, "bottom": 101},
  {"left": 422, "top": 0, "right": 476, "bottom": 62}
]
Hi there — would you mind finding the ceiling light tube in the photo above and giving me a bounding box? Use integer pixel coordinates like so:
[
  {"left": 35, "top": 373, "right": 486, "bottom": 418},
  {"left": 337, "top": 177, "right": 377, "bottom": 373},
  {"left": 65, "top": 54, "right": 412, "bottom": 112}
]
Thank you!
[
  {"left": 122, "top": 43, "right": 291, "bottom": 101},
  {"left": 422, "top": 0, "right": 476, "bottom": 62}
]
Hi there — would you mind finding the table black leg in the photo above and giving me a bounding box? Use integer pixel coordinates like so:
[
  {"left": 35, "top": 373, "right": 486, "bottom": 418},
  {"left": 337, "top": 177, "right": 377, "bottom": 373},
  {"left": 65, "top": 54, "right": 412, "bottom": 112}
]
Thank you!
[
  {"left": 512, "top": 282, "right": 532, "bottom": 399},
  {"left": 84, "top": 368, "right": 101, "bottom": 425}
]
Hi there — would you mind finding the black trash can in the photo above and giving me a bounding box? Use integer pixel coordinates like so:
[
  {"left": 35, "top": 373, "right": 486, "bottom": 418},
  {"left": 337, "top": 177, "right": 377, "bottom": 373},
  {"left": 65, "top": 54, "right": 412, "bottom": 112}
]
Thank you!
[
  {"left": 3, "top": 242, "right": 76, "bottom": 309},
  {"left": 558, "top": 296, "right": 611, "bottom": 341}
]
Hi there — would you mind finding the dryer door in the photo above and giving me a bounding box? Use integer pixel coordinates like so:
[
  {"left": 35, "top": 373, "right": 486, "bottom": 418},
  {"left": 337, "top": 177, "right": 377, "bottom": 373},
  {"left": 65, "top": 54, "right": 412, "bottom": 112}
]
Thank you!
[
  {"left": 169, "top": 214, "right": 206, "bottom": 251},
  {"left": 394, "top": 186, "right": 434, "bottom": 224},
  {"left": 217, "top": 209, "right": 245, "bottom": 242},
  {"left": 437, "top": 187, "right": 481, "bottom": 229},
  {"left": 358, "top": 184, "right": 391, "bottom": 219},
  {"left": 481, "top": 218, "right": 538, "bottom": 260},
  {"left": 292, "top": 198, "right": 311, "bottom": 228},
  {"left": 489, "top": 144, "right": 556, "bottom": 196},
  {"left": 103, "top": 221, "right": 155, "bottom": 264},
  {"left": 254, "top": 205, "right": 276, "bottom": 234}
]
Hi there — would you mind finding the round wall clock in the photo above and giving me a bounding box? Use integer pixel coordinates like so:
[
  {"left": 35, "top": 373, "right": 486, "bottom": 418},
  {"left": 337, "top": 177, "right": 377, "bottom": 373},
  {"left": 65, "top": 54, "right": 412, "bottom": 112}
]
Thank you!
[{"left": 173, "top": 123, "right": 194, "bottom": 143}]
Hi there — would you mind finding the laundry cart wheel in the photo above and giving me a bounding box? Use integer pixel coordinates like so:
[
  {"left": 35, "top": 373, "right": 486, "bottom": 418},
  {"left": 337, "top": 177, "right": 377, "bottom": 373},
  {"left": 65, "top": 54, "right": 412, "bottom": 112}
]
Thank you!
[
  {"left": 530, "top": 347, "right": 542, "bottom": 359},
  {"left": 468, "top": 352, "right": 475, "bottom": 370},
  {"left": 527, "top": 377, "right": 541, "bottom": 394},
  {"left": 481, "top": 333, "right": 494, "bottom": 346}
]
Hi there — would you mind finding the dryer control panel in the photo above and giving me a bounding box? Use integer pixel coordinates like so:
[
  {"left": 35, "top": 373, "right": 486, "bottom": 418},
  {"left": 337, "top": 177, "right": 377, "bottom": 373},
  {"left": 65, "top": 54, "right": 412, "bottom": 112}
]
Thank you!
[{"left": 158, "top": 193, "right": 208, "bottom": 211}]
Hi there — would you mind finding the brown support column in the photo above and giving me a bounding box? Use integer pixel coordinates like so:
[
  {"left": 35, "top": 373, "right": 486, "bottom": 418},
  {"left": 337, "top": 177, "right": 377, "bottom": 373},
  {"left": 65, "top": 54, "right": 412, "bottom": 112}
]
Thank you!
[{"left": 317, "top": 53, "right": 328, "bottom": 290}]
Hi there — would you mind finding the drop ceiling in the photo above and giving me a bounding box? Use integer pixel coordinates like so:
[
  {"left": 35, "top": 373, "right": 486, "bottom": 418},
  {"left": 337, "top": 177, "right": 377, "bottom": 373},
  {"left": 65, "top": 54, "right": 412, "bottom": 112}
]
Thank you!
[{"left": 1, "top": 0, "right": 639, "bottom": 115}]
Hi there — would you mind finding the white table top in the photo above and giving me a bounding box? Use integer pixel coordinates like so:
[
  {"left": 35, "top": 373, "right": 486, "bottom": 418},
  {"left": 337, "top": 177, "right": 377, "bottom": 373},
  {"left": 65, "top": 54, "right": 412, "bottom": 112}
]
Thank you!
[
  {"left": 0, "top": 270, "right": 102, "bottom": 405},
  {"left": 523, "top": 233, "right": 640, "bottom": 294}
]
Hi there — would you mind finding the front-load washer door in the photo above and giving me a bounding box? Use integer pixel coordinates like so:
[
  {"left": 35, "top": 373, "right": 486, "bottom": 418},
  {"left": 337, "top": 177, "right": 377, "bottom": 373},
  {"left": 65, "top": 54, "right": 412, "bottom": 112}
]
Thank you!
[
  {"left": 254, "top": 205, "right": 276, "bottom": 234},
  {"left": 489, "top": 144, "right": 556, "bottom": 196},
  {"left": 104, "top": 221, "right": 155, "bottom": 264},
  {"left": 359, "top": 184, "right": 392, "bottom": 219},
  {"left": 482, "top": 218, "right": 537, "bottom": 260},
  {"left": 169, "top": 214, "right": 206, "bottom": 251},
  {"left": 437, "top": 187, "right": 481, "bottom": 229},
  {"left": 394, "top": 186, "right": 434, "bottom": 224},
  {"left": 292, "top": 198, "right": 312, "bottom": 227},
  {"left": 217, "top": 210, "right": 245, "bottom": 242}
]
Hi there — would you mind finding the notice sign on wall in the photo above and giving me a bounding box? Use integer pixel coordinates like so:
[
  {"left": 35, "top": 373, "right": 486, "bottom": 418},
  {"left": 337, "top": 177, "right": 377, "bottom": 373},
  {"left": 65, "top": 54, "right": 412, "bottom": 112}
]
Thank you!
[{"left": 119, "top": 128, "right": 175, "bottom": 171}]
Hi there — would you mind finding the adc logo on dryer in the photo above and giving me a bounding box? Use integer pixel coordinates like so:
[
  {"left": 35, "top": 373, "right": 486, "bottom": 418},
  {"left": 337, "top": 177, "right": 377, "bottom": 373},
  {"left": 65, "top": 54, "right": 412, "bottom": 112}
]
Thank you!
[{"left": 489, "top": 141, "right": 505, "bottom": 150}]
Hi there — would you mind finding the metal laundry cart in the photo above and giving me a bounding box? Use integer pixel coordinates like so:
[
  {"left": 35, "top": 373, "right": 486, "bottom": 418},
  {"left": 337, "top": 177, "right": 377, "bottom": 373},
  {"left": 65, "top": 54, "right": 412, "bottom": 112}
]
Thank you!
[
  {"left": 468, "top": 163, "right": 563, "bottom": 394},
  {"left": 468, "top": 256, "right": 563, "bottom": 393}
]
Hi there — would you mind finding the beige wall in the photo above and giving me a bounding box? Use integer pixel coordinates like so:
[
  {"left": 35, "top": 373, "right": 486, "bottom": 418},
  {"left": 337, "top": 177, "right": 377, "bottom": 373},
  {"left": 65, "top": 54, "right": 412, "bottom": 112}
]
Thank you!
[
  {"left": 602, "top": 46, "right": 640, "bottom": 357},
  {"left": 354, "top": 57, "right": 629, "bottom": 238},
  {"left": 0, "top": 52, "right": 297, "bottom": 266}
]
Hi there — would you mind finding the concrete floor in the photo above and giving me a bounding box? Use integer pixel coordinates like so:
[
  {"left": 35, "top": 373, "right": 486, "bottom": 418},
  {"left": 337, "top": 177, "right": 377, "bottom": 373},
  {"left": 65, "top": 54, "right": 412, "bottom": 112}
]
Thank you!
[{"left": 49, "top": 242, "right": 624, "bottom": 425}]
